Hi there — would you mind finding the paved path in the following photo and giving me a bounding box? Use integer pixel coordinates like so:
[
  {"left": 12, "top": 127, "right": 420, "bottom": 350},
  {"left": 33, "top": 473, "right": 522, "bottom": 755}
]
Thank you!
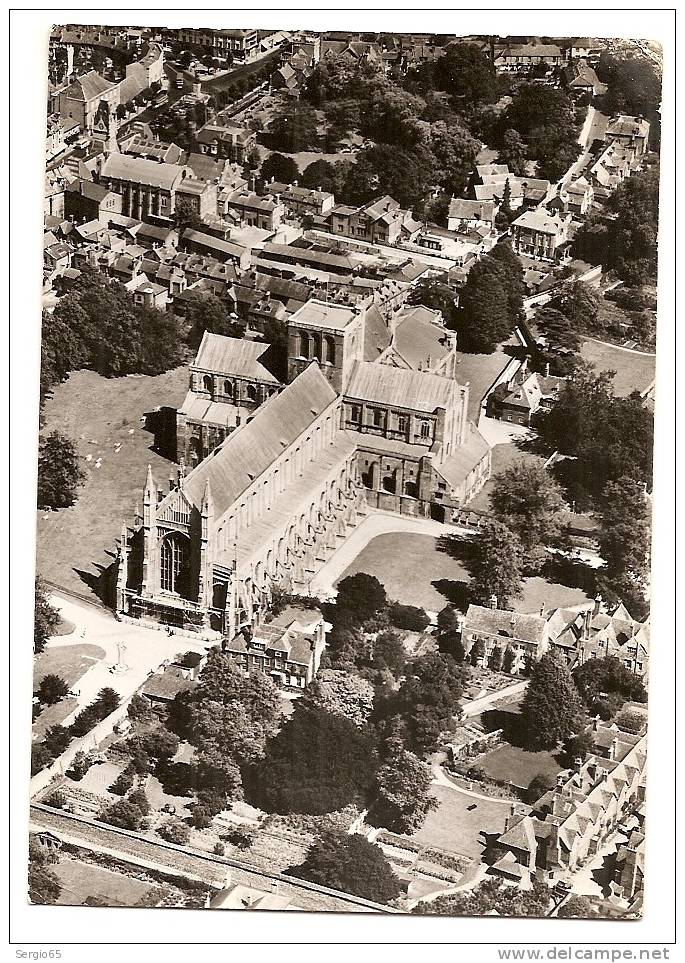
[
  {"left": 44, "top": 593, "right": 208, "bottom": 725},
  {"left": 309, "top": 510, "right": 477, "bottom": 600}
]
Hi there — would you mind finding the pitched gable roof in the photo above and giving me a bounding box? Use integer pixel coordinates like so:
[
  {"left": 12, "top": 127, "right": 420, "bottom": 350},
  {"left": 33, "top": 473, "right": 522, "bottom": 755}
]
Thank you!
[{"left": 346, "top": 360, "right": 456, "bottom": 413}]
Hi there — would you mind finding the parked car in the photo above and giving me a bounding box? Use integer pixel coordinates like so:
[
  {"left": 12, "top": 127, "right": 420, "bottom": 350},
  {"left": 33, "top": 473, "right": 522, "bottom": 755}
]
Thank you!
[{"left": 554, "top": 880, "right": 572, "bottom": 897}]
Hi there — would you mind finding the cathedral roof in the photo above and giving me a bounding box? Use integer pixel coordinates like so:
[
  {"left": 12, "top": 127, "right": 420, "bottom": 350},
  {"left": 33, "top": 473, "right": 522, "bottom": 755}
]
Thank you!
[
  {"left": 181, "top": 363, "right": 337, "bottom": 519},
  {"left": 345, "top": 360, "right": 456, "bottom": 413},
  {"left": 193, "top": 332, "right": 280, "bottom": 384}
]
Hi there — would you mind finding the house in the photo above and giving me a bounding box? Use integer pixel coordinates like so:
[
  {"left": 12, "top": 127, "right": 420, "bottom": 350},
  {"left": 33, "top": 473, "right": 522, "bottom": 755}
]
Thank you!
[
  {"left": 487, "top": 366, "right": 563, "bottom": 426},
  {"left": 545, "top": 598, "right": 650, "bottom": 679},
  {"left": 492, "top": 730, "right": 647, "bottom": 882},
  {"left": 222, "top": 606, "right": 329, "bottom": 688},
  {"left": 65, "top": 178, "right": 123, "bottom": 222},
  {"left": 141, "top": 666, "right": 196, "bottom": 707},
  {"left": 510, "top": 209, "right": 571, "bottom": 261},
  {"left": 58, "top": 70, "right": 120, "bottom": 132},
  {"left": 447, "top": 198, "right": 497, "bottom": 232},
  {"left": 119, "top": 133, "right": 184, "bottom": 165},
  {"left": 565, "top": 60, "right": 607, "bottom": 97},
  {"left": 495, "top": 43, "right": 564, "bottom": 72},
  {"left": 329, "top": 195, "right": 407, "bottom": 245},
  {"left": 604, "top": 115, "right": 651, "bottom": 158},
  {"left": 461, "top": 603, "right": 550, "bottom": 672},
  {"left": 176, "top": 27, "right": 259, "bottom": 61},
  {"left": 125, "top": 274, "right": 169, "bottom": 310},
  {"left": 264, "top": 181, "right": 335, "bottom": 219},
  {"left": 195, "top": 122, "right": 257, "bottom": 165},
  {"left": 223, "top": 190, "right": 284, "bottom": 232},
  {"left": 180, "top": 228, "right": 251, "bottom": 269},
  {"left": 563, "top": 176, "right": 595, "bottom": 216},
  {"left": 570, "top": 38, "right": 604, "bottom": 63},
  {"left": 209, "top": 883, "right": 296, "bottom": 911},
  {"left": 99, "top": 153, "right": 192, "bottom": 222}
]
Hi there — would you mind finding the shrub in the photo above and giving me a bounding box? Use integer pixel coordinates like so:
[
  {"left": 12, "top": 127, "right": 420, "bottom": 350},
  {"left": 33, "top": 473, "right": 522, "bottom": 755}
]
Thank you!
[
  {"left": 45, "top": 790, "right": 67, "bottom": 809},
  {"left": 109, "top": 769, "right": 135, "bottom": 796},
  {"left": 157, "top": 819, "right": 191, "bottom": 846},
  {"left": 68, "top": 751, "right": 94, "bottom": 781},
  {"left": 43, "top": 725, "right": 72, "bottom": 757},
  {"left": 213, "top": 842, "right": 225, "bottom": 856},
  {"left": 389, "top": 603, "right": 430, "bottom": 632}
]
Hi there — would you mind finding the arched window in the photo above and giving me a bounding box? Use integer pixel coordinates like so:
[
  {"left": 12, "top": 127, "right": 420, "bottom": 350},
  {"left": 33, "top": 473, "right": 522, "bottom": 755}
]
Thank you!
[
  {"left": 299, "top": 331, "right": 309, "bottom": 358},
  {"left": 203, "top": 375, "right": 213, "bottom": 395},
  {"left": 247, "top": 384, "right": 257, "bottom": 403},
  {"left": 420, "top": 420, "right": 431, "bottom": 440},
  {"left": 311, "top": 331, "right": 321, "bottom": 361},
  {"left": 223, "top": 380, "right": 233, "bottom": 397},
  {"left": 404, "top": 480, "right": 418, "bottom": 498},
  {"left": 324, "top": 335, "right": 336, "bottom": 365},
  {"left": 160, "top": 533, "right": 190, "bottom": 596}
]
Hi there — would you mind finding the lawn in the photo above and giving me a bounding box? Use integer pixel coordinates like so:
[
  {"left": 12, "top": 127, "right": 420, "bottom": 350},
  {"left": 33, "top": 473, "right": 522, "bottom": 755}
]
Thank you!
[
  {"left": 478, "top": 743, "right": 563, "bottom": 790},
  {"left": 410, "top": 784, "right": 511, "bottom": 859},
  {"left": 336, "top": 533, "right": 591, "bottom": 614},
  {"left": 55, "top": 857, "right": 159, "bottom": 907},
  {"left": 33, "top": 643, "right": 106, "bottom": 688},
  {"left": 579, "top": 338, "right": 656, "bottom": 398},
  {"left": 36, "top": 366, "right": 189, "bottom": 600}
]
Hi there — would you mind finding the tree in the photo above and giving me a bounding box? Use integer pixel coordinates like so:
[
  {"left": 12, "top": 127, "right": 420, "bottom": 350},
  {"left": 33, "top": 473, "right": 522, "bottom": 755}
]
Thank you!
[
  {"left": 573, "top": 656, "right": 647, "bottom": 715},
  {"left": 537, "top": 366, "right": 654, "bottom": 507},
  {"left": 458, "top": 256, "right": 516, "bottom": 352},
  {"left": 527, "top": 771, "right": 556, "bottom": 802},
  {"left": 407, "top": 279, "right": 459, "bottom": 328},
  {"left": 43, "top": 725, "right": 72, "bottom": 756},
  {"left": 302, "top": 669, "right": 375, "bottom": 727},
  {"left": 557, "top": 894, "right": 594, "bottom": 919},
  {"left": 470, "top": 638, "right": 486, "bottom": 667},
  {"left": 502, "top": 646, "right": 516, "bottom": 674},
  {"left": 383, "top": 652, "right": 468, "bottom": 754},
  {"left": 68, "top": 750, "right": 93, "bottom": 780},
  {"left": 469, "top": 520, "right": 525, "bottom": 609},
  {"left": 415, "top": 876, "right": 551, "bottom": 916},
  {"left": 371, "top": 630, "right": 407, "bottom": 678},
  {"left": 99, "top": 798, "right": 145, "bottom": 831},
  {"left": 36, "top": 674, "right": 70, "bottom": 706},
  {"left": 288, "top": 830, "right": 402, "bottom": 904},
  {"left": 598, "top": 478, "right": 651, "bottom": 584},
  {"left": 173, "top": 198, "right": 203, "bottom": 233},
  {"left": 430, "top": 42, "right": 500, "bottom": 107},
  {"left": 370, "top": 748, "right": 437, "bottom": 833},
  {"left": 498, "top": 129, "right": 528, "bottom": 176},
  {"left": 31, "top": 742, "right": 54, "bottom": 776},
  {"left": 389, "top": 603, "right": 430, "bottom": 632},
  {"left": 535, "top": 306, "right": 582, "bottom": 352},
  {"left": 615, "top": 708, "right": 646, "bottom": 735},
  {"left": 269, "top": 104, "right": 319, "bottom": 152},
  {"left": 28, "top": 839, "right": 61, "bottom": 905},
  {"left": 157, "top": 819, "right": 191, "bottom": 845},
  {"left": 301, "top": 158, "right": 338, "bottom": 193},
  {"left": 128, "top": 693, "right": 152, "bottom": 721},
  {"left": 260, "top": 152, "right": 300, "bottom": 186},
  {"left": 34, "top": 578, "right": 60, "bottom": 654},
  {"left": 127, "top": 725, "right": 180, "bottom": 762},
  {"left": 489, "top": 645, "right": 504, "bottom": 672},
  {"left": 520, "top": 653, "right": 585, "bottom": 750},
  {"left": 37, "top": 431, "right": 85, "bottom": 510},
  {"left": 181, "top": 290, "right": 242, "bottom": 350},
  {"left": 556, "top": 280, "right": 600, "bottom": 329},
  {"left": 251, "top": 705, "right": 377, "bottom": 815},
  {"left": 336, "top": 573, "right": 388, "bottom": 625},
  {"left": 109, "top": 768, "right": 135, "bottom": 796},
  {"left": 490, "top": 458, "right": 566, "bottom": 563},
  {"left": 93, "top": 686, "right": 121, "bottom": 716}
]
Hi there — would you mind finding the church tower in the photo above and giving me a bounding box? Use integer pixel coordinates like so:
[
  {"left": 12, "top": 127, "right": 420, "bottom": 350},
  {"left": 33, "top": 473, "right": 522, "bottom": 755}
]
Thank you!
[{"left": 141, "top": 465, "right": 159, "bottom": 597}]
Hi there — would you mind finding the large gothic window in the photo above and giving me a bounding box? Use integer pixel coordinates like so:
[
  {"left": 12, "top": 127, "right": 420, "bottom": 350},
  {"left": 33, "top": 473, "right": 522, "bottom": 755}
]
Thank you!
[{"left": 160, "top": 532, "right": 190, "bottom": 595}]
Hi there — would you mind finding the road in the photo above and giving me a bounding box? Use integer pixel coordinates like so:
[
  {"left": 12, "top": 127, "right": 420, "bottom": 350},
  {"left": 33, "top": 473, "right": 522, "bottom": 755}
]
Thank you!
[{"left": 29, "top": 804, "right": 390, "bottom": 913}]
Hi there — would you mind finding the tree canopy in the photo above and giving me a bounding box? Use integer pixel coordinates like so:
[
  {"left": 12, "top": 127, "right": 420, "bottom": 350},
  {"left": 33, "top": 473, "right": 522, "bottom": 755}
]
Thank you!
[
  {"left": 34, "top": 577, "right": 60, "bottom": 654},
  {"left": 520, "top": 653, "right": 585, "bottom": 750},
  {"left": 490, "top": 458, "right": 566, "bottom": 563},
  {"left": 288, "top": 830, "right": 402, "bottom": 904},
  {"left": 370, "top": 747, "right": 437, "bottom": 834},
  {"left": 468, "top": 520, "right": 525, "bottom": 609},
  {"left": 37, "top": 430, "right": 85, "bottom": 510},
  {"left": 414, "top": 876, "right": 551, "bottom": 917}
]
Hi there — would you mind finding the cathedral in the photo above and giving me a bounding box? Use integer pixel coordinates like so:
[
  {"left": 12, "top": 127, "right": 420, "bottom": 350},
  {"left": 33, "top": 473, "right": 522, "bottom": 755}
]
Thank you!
[{"left": 117, "top": 296, "right": 491, "bottom": 640}]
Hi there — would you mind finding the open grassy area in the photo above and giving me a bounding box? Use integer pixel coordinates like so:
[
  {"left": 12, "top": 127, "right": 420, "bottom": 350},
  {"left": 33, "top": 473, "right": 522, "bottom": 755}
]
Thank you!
[
  {"left": 580, "top": 338, "right": 655, "bottom": 398},
  {"left": 478, "top": 743, "right": 563, "bottom": 790},
  {"left": 337, "top": 532, "right": 591, "bottom": 614},
  {"left": 36, "top": 366, "right": 188, "bottom": 600},
  {"left": 55, "top": 857, "right": 159, "bottom": 907},
  {"left": 410, "top": 784, "right": 511, "bottom": 859},
  {"left": 33, "top": 643, "right": 106, "bottom": 688}
]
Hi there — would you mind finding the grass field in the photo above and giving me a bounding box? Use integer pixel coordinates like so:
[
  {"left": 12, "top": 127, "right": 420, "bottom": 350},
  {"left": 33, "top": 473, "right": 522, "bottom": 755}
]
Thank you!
[
  {"left": 55, "top": 857, "right": 159, "bottom": 907},
  {"left": 337, "top": 533, "right": 591, "bottom": 614},
  {"left": 410, "top": 784, "right": 511, "bottom": 859},
  {"left": 33, "top": 643, "right": 106, "bottom": 688},
  {"left": 36, "top": 366, "right": 188, "bottom": 600},
  {"left": 580, "top": 339, "right": 655, "bottom": 397},
  {"left": 478, "top": 744, "right": 563, "bottom": 790}
]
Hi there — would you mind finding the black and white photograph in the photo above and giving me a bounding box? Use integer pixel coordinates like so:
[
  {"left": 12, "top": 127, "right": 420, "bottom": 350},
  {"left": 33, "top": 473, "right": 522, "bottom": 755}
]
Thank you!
[{"left": 8, "top": 6, "right": 677, "bottom": 954}]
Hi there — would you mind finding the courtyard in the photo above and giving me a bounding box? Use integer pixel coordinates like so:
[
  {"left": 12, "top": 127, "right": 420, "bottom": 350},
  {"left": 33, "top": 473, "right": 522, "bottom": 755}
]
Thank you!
[
  {"left": 336, "top": 531, "right": 592, "bottom": 615},
  {"left": 37, "top": 366, "right": 188, "bottom": 602}
]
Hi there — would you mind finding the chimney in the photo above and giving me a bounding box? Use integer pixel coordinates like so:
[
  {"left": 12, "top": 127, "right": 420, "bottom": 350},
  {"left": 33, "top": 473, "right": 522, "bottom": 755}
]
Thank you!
[
  {"left": 593, "top": 594, "right": 603, "bottom": 616},
  {"left": 545, "top": 362, "right": 550, "bottom": 377},
  {"left": 489, "top": 594, "right": 498, "bottom": 610}
]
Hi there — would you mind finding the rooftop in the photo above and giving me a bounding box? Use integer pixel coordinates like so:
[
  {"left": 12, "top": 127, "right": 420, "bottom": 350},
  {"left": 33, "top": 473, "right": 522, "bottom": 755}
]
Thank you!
[
  {"left": 193, "top": 332, "right": 280, "bottom": 384},
  {"left": 288, "top": 298, "right": 359, "bottom": 332},
  {"left": 346, "top": 360, "right": 456, "bottom": 413}
]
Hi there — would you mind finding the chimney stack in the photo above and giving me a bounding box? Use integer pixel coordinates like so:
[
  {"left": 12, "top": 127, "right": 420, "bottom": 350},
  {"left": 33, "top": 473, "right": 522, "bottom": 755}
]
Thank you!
[{"left": 489, "top": 594, "right": 498, "bottom": 610}]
